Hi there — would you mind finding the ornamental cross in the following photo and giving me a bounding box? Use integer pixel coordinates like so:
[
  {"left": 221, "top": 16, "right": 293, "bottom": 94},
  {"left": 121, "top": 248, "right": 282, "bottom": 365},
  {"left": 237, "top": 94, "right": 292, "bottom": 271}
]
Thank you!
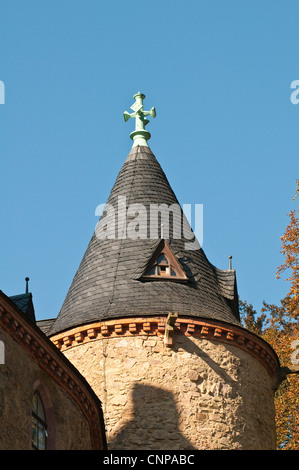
[{"left": 123, "top": 92, "right": 156, "bottom": 147}]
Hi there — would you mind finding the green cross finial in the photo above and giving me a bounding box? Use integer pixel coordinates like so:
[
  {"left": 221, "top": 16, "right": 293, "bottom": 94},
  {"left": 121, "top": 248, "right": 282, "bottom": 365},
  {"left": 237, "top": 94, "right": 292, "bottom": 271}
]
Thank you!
[{"left": 123, "top": 92, "right": 156, "bottom": 147}]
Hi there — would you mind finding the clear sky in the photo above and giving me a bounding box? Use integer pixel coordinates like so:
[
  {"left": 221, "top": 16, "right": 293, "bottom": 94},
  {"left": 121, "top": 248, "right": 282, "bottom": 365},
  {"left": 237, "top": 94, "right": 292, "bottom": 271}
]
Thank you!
[{"left": 0, "top": 1, "right": 298, "bottom": 321}]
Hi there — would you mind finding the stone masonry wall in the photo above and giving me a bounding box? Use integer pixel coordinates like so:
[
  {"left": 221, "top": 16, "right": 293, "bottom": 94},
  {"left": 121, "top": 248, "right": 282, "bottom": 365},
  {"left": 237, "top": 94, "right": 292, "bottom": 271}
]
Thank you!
[
  {"left": 0, "top": 327, "right": 93, "bottom": 450},
  {"left": 62, "top": 330, "right": 277, "bottom": 450}
]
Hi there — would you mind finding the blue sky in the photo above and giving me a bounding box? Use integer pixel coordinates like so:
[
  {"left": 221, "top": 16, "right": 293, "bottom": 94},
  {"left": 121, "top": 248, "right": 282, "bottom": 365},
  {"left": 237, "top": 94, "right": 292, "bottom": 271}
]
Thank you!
[{"left": 0, "top": 1, "right": 298, "bottom": 321}]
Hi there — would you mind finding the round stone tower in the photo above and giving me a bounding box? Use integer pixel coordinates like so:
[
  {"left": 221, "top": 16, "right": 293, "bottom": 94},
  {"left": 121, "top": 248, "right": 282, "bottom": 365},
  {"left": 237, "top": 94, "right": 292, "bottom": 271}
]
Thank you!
[{"left": 47, "top": 93, "right": 280, "bottom": 450}]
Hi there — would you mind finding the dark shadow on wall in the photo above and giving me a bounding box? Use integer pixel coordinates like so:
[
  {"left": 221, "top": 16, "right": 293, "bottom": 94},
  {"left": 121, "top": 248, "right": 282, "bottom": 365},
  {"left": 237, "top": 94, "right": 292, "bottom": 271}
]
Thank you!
[
  {"left": 108, "top": 383, "right": 196, "bottom": 450},
  {"left": 179, "top": 334, "right": 240, "bottom": 387},
  {"left": 109, "top": 334, "right": 243, "bottom": 450}
]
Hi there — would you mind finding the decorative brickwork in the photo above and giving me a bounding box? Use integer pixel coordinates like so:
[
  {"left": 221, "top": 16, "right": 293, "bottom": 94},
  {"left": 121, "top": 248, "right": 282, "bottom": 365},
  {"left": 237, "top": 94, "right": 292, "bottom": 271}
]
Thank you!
[
  {"left": 51, "top": 316, "right": 279, "bottom": 377},
  {"left": 57, "top": 321, "right": 279, "bottom": 449}
]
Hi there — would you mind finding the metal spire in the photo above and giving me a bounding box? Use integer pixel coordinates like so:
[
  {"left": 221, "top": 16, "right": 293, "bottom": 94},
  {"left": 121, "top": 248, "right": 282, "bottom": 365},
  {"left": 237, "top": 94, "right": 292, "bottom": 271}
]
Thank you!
[
  {"left": 25, "top": 277, "right": 30, "bottom": 293},
  {"left": 123, "top": 92, "right": 156, "bottom": 147}
]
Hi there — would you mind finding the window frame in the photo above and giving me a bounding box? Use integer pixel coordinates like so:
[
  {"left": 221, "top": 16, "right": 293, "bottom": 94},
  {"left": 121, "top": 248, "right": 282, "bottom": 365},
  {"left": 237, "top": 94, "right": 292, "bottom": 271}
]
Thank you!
[
  {"left": 32, "top": 390, "right": 48, "bottom": 450},
  {"left": 141, "top": 240, "right": 188, "bottom": 283},
  {"left": 149, "top": 253, "right": 178, "bottom": 277}
]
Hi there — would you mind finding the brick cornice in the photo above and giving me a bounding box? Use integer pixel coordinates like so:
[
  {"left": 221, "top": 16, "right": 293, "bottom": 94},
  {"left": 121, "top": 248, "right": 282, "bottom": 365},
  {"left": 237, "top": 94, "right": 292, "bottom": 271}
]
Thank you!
[
  {"left": 0, "top": 292, "right": 106, "bottom": 450},
  {"left": 50, "top": 315, "right": 280, "bottom": 377}
]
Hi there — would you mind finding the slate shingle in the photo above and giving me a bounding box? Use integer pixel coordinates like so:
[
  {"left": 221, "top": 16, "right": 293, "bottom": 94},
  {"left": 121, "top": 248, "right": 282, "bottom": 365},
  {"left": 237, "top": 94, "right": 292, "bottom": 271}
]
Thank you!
[{"left": 49, "top": 145, "right": 240, "bottom": 336}]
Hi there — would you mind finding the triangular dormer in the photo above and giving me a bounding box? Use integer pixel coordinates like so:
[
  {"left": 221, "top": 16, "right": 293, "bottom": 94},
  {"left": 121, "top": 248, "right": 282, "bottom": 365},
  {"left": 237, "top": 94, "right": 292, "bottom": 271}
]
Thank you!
[{"left": 140, "top": 240, "right": 188, "bottom": 283}]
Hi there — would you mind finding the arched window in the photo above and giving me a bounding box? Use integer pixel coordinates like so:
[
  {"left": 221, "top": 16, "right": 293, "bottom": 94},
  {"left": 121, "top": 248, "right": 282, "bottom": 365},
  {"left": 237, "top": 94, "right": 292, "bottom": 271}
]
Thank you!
[
  {"left": 149, "top": 253, "right": 177, "bottom": 277},
  {"left": 141, "top": 241, "right": 188, "bottom": 283},
  {"left": 32, "top": 391, "right": 47, "bottom": 450}
]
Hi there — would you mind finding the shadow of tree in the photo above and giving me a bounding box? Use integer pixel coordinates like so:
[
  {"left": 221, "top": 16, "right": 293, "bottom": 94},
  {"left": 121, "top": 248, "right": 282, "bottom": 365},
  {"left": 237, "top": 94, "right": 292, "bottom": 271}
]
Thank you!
[
  {"left": 109, "top": 383, "right": 196, "bottom": 450},
  {"left": 109, "top": 333, "right": 242, "bottom": 450}
]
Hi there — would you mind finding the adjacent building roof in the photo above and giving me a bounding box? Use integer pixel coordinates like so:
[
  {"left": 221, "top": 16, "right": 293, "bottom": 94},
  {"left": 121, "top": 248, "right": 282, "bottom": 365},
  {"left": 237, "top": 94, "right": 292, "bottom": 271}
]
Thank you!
[
  {"left": 9, "top": 292, "right": 36, "bottom": 324},
  {"left": 0, "top": 290, "right": 107, "bottom": 449},
  {"left": 48, "top": 145, "right": 240, "bottom": 336}
]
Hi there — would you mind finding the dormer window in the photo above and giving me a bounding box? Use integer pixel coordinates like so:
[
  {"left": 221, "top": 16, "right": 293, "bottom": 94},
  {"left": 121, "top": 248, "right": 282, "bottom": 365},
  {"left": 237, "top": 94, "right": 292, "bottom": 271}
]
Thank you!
[
  {"left": 141, "top": 240, "right": 188, "bottom": 283},
  {"left": 150, "top": 254, "right": 177, "bottom": 277}
]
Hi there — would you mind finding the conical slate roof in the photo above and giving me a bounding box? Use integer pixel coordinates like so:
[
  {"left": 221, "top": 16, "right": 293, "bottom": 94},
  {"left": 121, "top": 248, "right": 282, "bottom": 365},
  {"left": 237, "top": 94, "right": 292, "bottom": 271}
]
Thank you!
[{"left": 49, "top": 145, "right": 240, "bottom": 336}]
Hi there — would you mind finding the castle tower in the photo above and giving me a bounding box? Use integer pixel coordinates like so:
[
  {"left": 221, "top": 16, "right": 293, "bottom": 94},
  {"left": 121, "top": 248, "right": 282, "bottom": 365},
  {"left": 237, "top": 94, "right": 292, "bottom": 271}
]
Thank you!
[{"left": 47, "top": 93, "right": 279, "bottom": 450}]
